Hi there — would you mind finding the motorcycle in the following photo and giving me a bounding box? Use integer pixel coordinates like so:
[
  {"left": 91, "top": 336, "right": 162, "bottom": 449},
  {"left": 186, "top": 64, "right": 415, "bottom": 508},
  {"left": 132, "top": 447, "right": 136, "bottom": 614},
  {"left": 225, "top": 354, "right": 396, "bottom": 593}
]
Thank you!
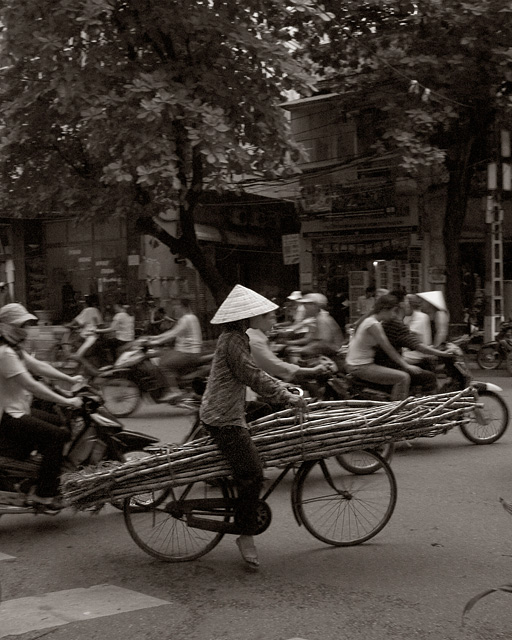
[
  {"left": 289, "top": 344, "right": 508, "bottom": 474},
  {"left": 0, "top": 383, "right": 159, "bottom": 516},
  {"left": 451, "top": 328, "right": 484, "bottom": 357},
  {"left": 476, "top": 320, "right": 512, "bottom": 370},
  {"left": 93, "top": 338, "right": 213, "bottom": 418},
  {"left": 319, "top": 344, "right": 509, "bottom": 446}
]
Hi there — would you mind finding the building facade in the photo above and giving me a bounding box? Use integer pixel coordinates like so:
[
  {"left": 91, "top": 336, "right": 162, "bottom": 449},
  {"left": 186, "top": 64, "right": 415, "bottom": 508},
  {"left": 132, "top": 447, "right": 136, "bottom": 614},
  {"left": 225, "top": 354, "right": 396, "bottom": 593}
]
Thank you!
[{"left": 283, "top": 93, "right": 512, "bottom": 325}]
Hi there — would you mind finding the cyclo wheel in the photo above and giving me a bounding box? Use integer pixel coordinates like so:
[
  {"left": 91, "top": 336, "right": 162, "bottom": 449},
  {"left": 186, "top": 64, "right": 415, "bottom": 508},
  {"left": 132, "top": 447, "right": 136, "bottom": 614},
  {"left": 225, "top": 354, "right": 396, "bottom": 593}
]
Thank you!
[
  {"left": 336, "top": 443, "right": 395, "bottom": 475},
  {"left": 294, "top": 453, "right": 397, "bottom": 546},
  {"left": 123, "top": 478, "right": 233, "bottom": 562},
  {"left": 460, "top": 389, "right": 509, "bottom": 444},
  {"left": 101, "top": 377, "right": 142, "bottom": 417}
]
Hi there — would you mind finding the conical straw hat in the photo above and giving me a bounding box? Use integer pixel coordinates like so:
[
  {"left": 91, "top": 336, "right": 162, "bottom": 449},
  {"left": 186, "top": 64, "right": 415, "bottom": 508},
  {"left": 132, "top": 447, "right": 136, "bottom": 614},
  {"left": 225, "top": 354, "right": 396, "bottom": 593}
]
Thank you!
[
  {"left": 211, "top": 285, "right": 278, "bottom": 324},
  {"left": 417, "top": 291, "right": 448, "bottom": 312}
]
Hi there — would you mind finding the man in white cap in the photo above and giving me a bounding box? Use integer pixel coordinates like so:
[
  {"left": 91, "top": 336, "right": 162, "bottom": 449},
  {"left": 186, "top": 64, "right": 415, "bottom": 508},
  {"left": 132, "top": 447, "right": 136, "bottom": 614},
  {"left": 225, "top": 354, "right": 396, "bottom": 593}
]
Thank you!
[
  {"left": 199, "top": 285, "right": 305, "bottom": 571},
  {"left": 246, "top": 308, "right": 329, "bottom": 385},
  {"left": 285, "top": 290, "right": 305, "bottom": 326},
  {"left": 285, "top": 292, "right": 344, "bottom": 357},
  {"left": 0, "top": 304, "right": 83, "bottom": 510}
]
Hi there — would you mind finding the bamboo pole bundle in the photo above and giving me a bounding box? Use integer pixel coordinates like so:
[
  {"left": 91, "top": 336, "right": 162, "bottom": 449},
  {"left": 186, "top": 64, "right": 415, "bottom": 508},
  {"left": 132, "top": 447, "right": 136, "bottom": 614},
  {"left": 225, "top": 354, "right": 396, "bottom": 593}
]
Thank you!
[{"left": 61, "top": 388, "right": 477, "bottom": 510}]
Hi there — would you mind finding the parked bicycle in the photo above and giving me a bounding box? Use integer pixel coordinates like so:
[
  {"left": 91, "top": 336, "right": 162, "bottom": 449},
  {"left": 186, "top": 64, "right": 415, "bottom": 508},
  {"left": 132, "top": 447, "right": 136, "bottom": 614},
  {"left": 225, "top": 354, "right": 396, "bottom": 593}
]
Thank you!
[{"left": 122, "top": 449, "right": 397, "bottom": 561}]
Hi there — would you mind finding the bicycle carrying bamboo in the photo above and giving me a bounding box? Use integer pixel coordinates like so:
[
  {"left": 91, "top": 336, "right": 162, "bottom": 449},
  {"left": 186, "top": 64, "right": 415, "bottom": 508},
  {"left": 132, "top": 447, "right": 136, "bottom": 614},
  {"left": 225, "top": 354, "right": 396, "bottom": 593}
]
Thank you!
[{"left": 61, "top": 388, "right": 477, "bottom": 510}]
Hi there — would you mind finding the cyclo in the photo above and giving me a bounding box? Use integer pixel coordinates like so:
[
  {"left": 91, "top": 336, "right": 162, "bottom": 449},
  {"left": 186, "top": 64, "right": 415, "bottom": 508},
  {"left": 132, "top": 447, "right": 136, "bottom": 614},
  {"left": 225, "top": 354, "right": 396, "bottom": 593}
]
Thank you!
[{"left": 122, "top": 395, "right": 398, "bottom": 562}]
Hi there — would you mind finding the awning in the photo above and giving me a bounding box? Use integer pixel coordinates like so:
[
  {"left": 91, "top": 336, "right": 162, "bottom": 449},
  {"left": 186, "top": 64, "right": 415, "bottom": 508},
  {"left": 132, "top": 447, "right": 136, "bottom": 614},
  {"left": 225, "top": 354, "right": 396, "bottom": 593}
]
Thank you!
[{"left": 153, "top": 218, "right": 266, "bottom": 246}]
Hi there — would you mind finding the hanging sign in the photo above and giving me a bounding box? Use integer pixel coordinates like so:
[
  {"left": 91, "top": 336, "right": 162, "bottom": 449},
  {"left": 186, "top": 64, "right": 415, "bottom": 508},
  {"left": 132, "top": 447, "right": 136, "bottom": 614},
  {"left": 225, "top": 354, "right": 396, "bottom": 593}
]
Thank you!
[{"left": 282, "top": 234, "right": 300, "bottom": 265}]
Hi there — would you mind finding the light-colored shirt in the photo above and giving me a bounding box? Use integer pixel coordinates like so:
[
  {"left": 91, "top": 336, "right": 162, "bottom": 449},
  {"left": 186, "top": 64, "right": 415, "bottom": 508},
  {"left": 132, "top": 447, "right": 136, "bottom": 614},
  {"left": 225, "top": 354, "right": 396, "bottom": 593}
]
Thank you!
[
  {"left": 433, "top": 310, "right": 450, "bottom": 346},
  {"left": 404, "top": 310, "right": 432, "bottom": 345},
  {"left": 110, "top": 311, "right": 135, "bottom": 342},
  {"left": 345, "top": 316, "right": 380, "bottom": 366},
  {"left": 157, "top": 312, "right": 202, "bottom": 354},
  {"left": 0, "top": 344, "right": 32, "bottom": 418},
  {"left": 311, "top": 310, "right": 344, "bottom": 349},
  {"left": 246, "top": 328, "right": 299, "bottom": 382},
  {"left": 75, "top": 307, "right": 102, "bottom": 337}
]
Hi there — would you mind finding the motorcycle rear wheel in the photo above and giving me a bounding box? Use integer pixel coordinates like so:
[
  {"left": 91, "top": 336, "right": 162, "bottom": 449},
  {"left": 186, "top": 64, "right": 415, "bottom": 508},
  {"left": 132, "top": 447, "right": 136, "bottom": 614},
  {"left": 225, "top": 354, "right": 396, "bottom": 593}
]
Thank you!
[
  {"left": 111, "top": 451, "right": 170, "bottom": 511},
  {"left": 336, "top": 443, "right": 395, "bottom": 475},
  {"left": 101, "top": 377, "right": 142, "bottom": 417},
  {"left": 476, "top": 344, "right": 503, "bottom": 370}
]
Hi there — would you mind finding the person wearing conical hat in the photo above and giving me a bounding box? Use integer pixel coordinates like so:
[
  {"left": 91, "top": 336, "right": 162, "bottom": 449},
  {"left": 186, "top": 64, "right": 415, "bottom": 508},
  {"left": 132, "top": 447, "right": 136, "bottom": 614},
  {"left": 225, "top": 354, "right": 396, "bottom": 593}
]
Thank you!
[
  {"left": 199, "top": 285, "right": 306, "bottom": 571},
  {"left": 416, "top": 291, "right": 450, "bottom": 347}
]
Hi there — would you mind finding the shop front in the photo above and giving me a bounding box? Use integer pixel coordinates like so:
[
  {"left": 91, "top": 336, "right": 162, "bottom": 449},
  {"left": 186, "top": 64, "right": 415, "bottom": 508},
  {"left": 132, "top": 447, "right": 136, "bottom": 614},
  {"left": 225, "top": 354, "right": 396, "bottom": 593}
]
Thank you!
[{"left": 298, "top": 176, "right": 422, "bottom": 321}]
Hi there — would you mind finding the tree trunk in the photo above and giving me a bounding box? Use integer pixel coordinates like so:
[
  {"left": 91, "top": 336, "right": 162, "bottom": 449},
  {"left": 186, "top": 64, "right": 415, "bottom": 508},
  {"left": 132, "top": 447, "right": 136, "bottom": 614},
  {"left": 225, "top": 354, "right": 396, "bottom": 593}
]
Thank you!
[
  {"left": 442, "top": 132, "right": 477, "bottom": 324},
  {"left": 135, "top": 215, "right": 230, "bottom": 305}
]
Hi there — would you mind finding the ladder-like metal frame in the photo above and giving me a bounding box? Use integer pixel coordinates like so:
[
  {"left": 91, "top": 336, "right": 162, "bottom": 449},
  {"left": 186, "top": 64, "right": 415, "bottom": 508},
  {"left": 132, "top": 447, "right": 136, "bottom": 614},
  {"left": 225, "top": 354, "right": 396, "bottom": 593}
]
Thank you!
[
  {"left": 485, "top": 129, "right": 510, "bottom": 341},
  {"left": 487, "top": 197, "right": 503, "bottom": 339}
]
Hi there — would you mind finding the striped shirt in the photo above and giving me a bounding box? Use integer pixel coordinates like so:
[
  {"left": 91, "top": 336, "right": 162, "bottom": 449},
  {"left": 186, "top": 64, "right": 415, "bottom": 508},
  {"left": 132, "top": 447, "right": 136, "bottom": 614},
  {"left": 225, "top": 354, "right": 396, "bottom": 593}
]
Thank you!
[{"left": 199, "top": 328, "right": 292, "bottom": 428}]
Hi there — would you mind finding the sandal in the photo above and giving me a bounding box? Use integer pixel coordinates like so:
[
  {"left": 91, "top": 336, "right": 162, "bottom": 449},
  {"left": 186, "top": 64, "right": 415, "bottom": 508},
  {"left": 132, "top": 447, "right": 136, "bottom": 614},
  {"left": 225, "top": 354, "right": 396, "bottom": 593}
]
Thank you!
[
  {"left": 30, "top": 494, "right": 64, "bottom": 511},
  {"left": 236, "top": 536, "right": 260, "bottom": 570}
]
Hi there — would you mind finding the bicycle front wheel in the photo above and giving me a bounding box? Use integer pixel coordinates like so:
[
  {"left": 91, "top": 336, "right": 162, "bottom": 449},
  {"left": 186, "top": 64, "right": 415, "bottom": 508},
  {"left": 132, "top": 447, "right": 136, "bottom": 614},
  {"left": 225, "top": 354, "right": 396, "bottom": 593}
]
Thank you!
[
  {"left": 124, "top": 479, "right": 232, "bottom": 562},
  {"left": 294, "top": 453, "right": 397, "bottom": 546}
]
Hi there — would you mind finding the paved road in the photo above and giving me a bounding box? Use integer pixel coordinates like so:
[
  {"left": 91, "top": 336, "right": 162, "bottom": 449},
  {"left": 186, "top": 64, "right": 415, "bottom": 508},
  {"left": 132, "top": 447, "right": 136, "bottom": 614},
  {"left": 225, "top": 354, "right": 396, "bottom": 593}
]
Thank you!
[{"left": 1, "top": 368, "right": 512, "bottom": 639}]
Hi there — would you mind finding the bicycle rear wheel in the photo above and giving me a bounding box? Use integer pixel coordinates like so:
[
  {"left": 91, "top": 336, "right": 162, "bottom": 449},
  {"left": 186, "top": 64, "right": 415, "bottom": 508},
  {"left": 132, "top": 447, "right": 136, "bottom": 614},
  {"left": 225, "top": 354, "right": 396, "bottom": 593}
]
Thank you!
[
  {"left": 123, "top": 479, "right": 232, "bottom": 562},
  {"left": 294, "top": 453, "right": 397, "bottom": 546}
]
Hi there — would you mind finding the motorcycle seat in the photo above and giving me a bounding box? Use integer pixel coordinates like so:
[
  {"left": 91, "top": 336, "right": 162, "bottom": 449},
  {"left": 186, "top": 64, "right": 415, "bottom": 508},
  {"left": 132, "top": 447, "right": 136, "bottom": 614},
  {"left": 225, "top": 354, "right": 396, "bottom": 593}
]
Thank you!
[{"left": 344, "top": 372, "right": 392, "bottom": 393}]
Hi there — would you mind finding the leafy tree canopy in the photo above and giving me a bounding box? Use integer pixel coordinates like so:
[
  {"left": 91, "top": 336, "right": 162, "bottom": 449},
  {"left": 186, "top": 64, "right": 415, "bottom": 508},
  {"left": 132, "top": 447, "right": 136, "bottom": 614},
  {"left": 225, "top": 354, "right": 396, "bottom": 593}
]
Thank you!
[
  {"left": 309, "top": 0, "right": 512, "bottom": 319},
  {"left": 0, "top": 0, "right": 331, "bottom": 301}
]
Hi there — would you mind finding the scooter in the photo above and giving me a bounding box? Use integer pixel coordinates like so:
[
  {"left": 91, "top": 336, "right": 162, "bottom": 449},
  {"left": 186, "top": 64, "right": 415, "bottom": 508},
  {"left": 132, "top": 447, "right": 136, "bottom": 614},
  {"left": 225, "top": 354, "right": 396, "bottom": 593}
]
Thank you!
[
  {"left": 0, "top": 383, "right": 159, "bottom": 516},
  {"left": 93, "top": 338, "right": 213, "bottom": 417},
  {"left": 476, "top": 320, "right": 512, "bottom": 370}
]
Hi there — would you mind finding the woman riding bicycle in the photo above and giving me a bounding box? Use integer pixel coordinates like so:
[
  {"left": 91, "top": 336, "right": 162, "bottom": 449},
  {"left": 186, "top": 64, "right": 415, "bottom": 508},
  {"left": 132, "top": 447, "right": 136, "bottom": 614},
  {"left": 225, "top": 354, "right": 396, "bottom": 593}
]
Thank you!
[{"left": 199, "top": 285, "right": 305, "bottom": 571}]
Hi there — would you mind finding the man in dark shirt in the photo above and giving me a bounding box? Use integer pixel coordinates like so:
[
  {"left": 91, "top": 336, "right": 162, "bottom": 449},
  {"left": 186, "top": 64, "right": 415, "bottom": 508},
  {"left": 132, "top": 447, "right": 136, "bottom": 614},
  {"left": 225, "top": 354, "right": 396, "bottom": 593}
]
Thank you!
[{"left": 375, "top": 291, "right": 452, "bottom": 393}]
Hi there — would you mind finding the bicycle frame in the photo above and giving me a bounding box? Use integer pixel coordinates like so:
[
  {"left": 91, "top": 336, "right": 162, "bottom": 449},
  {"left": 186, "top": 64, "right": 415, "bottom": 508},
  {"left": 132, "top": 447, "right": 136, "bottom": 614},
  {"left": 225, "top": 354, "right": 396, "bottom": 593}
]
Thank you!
[
  {"left": 166, "top": 458, "right": 348, "bottom": 535},
  {"left": 123, "top": 450, "right": 397, "bottom": 561}
]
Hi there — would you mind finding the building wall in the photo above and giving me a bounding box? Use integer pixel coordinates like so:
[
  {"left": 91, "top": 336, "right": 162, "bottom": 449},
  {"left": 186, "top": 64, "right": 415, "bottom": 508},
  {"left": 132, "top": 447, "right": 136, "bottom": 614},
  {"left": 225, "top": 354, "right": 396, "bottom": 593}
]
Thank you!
[{"left": 42, "top": 218, "right": 129, "bottom": 322}]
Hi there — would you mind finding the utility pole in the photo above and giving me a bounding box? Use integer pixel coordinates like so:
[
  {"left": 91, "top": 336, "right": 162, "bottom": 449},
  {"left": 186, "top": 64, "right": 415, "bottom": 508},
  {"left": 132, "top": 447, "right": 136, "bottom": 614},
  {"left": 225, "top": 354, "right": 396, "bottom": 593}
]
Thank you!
[{"left": 484, "top": 129, "right": 510, "bottom": 341}]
